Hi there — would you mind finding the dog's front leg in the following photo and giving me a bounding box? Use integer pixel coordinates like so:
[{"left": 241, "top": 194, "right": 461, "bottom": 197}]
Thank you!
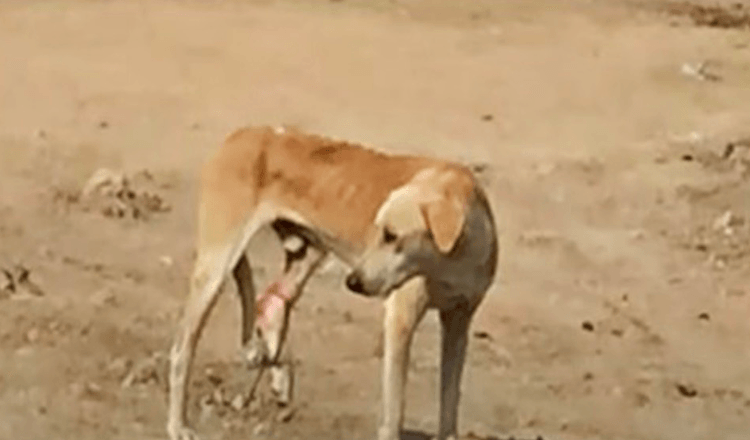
[
  {"left": 378, "top": 277, "right": 429, "bottom": 440},
  {"left": 436, "top": 305, "right": 473, "bottom": 440}
]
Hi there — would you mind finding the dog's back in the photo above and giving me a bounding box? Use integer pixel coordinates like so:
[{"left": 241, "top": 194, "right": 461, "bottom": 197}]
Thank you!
[{"left": 203, "top": 126, "right": 472, "bottom": 250}]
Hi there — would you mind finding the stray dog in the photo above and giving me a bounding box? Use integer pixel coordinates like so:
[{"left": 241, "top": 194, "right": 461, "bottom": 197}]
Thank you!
[{"left": 167, "top": 126, "right": 499, "bottom": 440}]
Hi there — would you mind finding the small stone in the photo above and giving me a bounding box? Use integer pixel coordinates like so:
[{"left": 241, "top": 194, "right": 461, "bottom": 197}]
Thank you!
[
  {"left": 86, "top": 382, "right": 102, "bottom": 395},
  {"left": 1, "top": 269, "right": 14, "bottom": 293},
  {"left": 676, "top": 382, "right": 698, "bottom": 398},
  {"left": 713, "top": 210, "right": 738, "bottom": 234},
  {"left": 199, "top": 395, "right": 215, "bottom": 422},
  {"left": 581, "top": 321, "right": 595, "bottom": 332},
  {"left": 635, "top": 392, "right": 651, "bottom": 407},
  {"left": 212, "top": 388, "right": 225, "bottom": 406},
  {"left": 253, "top": 422, "right": 270, "bottom": 436},
  {"left": 90, "top": 288, "right": 117, "bottom": 307},
  {"left": 25, "top": 328, "right": 40, "bottom": 343},
  {"left": 106, "top": 357, "right": 132, "bottom": 379},
  {"left": 47, "top": 320, "right": 62, "bottom": 332},
  {"left": 472, "top": 330, "right": 492, "bottom": 340},
  {"left": 480, "top": 114, "right": 494, "bottom": 122},
  {"left": 121, "top": 355, "right": 160, "bottom": 388},
  {"left": 231, "top": 393, "right": 247, "bottom": 412},
  {"left": 204, "top": 367, "right": 223, "bottom": 386},
  {"left": 73, "top": 381, "right": 103, "bottom": 400},
  {"left": 81, "top": 168, "right": 126, "bottom": 198},
  {"left": 698, "top": 312, "right": 711, "bottom": 321},
  {"left": 275, "top": 407, "right": 296, "bottom": 423}
]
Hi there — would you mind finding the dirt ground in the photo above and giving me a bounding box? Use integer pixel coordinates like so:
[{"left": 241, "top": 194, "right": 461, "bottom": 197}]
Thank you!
[{"left": 1, "top": 0, "right": 750, "bottom": 439}]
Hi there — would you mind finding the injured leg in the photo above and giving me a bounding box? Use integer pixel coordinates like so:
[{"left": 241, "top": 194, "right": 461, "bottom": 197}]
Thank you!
[{"left": 244, "top": 234, "right": 326, "bottom": 404}]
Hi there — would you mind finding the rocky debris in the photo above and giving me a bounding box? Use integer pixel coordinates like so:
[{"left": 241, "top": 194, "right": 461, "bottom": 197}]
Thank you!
[
  {"left": 25, "top": 327, "right": 40, "bottom": 343},
  {"left": 680, "top": 210, "right": 750, "bottom": 268},
  {"left": 676, "top": 382, "right": 699, "bottom": 398},
  {"left": 231, "top": 393, "right": 249, "bottom": 412},
  {"left": 680, "top": 61, "right": 721, "bottom": 82},
  {"left": 252, "top": 421, "right": 270, "bottom": 436},
  {"left": 75, "top": 168, "right": 170, "bottom": 220},
  {"left": 669, "top": 135, "right": 750, "bottom": 176},
  {"left": 121, "top": 352, "right": 167, "bottom": 388},
  {"left": 712, "top": 210, "right": 743, "bottom": 235},
  {"left": 275, "top": 406, "right": 296, "bottom": 423},
  {"left": 106, "top": 356, "right": 133, "bottom": 380},
  {"left": 70, "top": 381, "right": 104, "bottom": 401},
  {"left": 89, "top": 288, "right": 118, "bottom": 308},
  {"left": 0, "top": 264, "right": 44, "bottom": 299},
  {"left": 664, "top": 2, "right": 750, "bottom": 29}
]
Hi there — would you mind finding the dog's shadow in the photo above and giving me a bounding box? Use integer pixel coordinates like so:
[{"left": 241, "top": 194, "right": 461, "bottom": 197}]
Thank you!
[
  {"left": 401, "top": 430, "right": 507, "bottom": 440},
  {"left": 402, "top": 431, "right": 432, "bottom": 440}
]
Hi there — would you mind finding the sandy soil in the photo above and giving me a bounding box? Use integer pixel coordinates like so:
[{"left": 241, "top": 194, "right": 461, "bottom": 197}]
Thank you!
[{"left": 1, "top": 0, "right": 750, "bottom": 439}]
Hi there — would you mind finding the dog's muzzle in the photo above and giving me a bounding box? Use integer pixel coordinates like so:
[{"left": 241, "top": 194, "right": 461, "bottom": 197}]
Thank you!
[{"left": 345, "top": 271, "right": 365, "bottom": 294}]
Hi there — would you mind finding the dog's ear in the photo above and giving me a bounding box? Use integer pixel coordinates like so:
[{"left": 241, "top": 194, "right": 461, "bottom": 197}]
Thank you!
[{"left": 420, "top": 193, "right": 466, "bottom": 254}]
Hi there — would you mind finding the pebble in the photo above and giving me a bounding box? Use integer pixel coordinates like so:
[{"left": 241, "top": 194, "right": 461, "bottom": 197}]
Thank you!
[
  {"left": 212, "top": 388, "right": 225, "bottom": 406},
  {"left": 231, "top": 393, "right": 247, "bottom": 411},
  {"left": 89, "top": 288, "right": 117, "bottom": 308},
  {"left": 106, "top": 356, "right": 132, "bottom": 379},
  {"left": 253, "top": 422, "right": 270, "bottom": 436},
  {"left": 204, "top": 367, "right": 223, "bottom": 386},
  {"left": 25, "top": 328, "right": 40, "bottom": 343},
  {"left": 81, "top": 168, "right": 126, "bottom": 198},
  {"left": 121, "top": 355, "right": 160, "bottom": 388},
  {"left": 276, "top": 407, "right": 296, "bottom": 423},
  {"left": 199, "top": 395, "right": 215, "bottom": 422}
]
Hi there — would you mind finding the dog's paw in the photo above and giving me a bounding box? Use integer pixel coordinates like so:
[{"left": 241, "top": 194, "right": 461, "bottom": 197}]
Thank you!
[
  {"left": 167, "top": 424, "right": 200, "bottom": 440},
  {"left": 242, "top": 337, "right": 268, "bottom": 369},
  {"left": 270, "top": 365, "right": 293, "bottom": 406}
]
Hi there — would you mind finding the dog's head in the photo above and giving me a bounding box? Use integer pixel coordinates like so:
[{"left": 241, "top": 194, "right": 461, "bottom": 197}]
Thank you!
[{"left": 345, "top": 168, "right": 472, "bottom": 297}]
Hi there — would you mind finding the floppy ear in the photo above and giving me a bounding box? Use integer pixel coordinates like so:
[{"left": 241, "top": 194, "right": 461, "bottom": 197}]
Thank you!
[{"left": 420, "top": 194, "right": 466, "bottom": 254}]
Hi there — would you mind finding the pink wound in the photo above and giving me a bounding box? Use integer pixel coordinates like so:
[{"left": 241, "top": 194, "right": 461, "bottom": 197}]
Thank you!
[{"left": 255, "top": 282, "right": 289, "bottom": 329}]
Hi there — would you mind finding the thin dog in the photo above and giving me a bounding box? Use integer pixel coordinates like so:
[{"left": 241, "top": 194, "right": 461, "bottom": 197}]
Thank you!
[{"left": 167, "top": 126, "right": 499, "bottom": 440}]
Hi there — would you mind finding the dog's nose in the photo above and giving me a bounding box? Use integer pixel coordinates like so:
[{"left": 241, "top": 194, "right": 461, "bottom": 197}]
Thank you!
[{"left": 345, "top": 272, "right": 364, "bottom": 293}]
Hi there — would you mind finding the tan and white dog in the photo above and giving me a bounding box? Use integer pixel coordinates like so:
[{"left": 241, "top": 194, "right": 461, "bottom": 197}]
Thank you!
[{"left": 167, "top": 126, "right": 499, "bottom": 440}]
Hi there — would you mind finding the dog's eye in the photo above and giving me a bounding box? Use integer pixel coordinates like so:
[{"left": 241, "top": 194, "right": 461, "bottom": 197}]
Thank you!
[{"left": 383, "top": 227, "right": 398, "bottom": 244}]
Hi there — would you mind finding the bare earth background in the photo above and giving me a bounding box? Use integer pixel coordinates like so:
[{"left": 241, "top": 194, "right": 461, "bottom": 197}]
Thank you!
[{"left": 1, "top": 1, "right": 750, "bottom": 439}]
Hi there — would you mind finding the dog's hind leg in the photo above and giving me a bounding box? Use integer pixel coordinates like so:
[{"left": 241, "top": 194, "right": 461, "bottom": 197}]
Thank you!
[
  {"left": 232, "top": 253, "right": 256, "bottom": 349},
  {"left": 242, "top": 233, "right": 327, "bottom": 405},
  {"left": 168, "top": 215, "right": 270, "bottom": 440},
  {"left": 168, "top": 243, "right": 235, "bottom": 440}
]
